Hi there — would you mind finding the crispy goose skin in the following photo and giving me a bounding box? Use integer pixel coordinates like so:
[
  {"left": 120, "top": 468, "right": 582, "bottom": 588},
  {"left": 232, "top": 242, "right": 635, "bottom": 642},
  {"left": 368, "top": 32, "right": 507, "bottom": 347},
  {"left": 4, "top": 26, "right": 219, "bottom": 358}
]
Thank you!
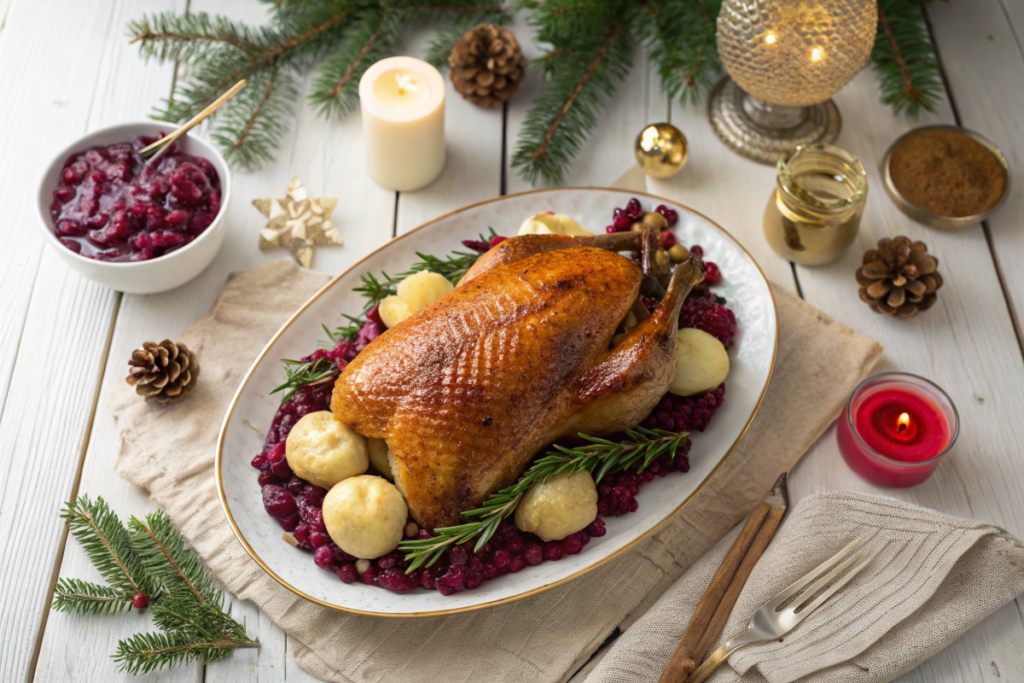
[{"left": 332, "top": 238, "right": 704, "bottom": 528}]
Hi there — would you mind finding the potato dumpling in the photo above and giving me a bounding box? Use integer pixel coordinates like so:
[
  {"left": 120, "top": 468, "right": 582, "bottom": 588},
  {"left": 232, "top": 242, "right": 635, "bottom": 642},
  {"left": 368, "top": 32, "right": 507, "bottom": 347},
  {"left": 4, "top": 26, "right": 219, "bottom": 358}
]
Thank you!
[
  {"left": 285, "top": 411, "right": 368, "bottom": 489},
  {"left": 367, "top": 438, "right": 393, "bottom": 479},
  {"left": 378, "top": 295, "right": 413, "bottom": 328},
  {"left": 323, "top": 475, "right": 408, "bottom": 559},
  {"left": 518, "top": 212, "right": 595, "bottom": 237},
  {"left": 668, "top": 328, "right": 730, "bottom": 397},
  {"left": 379, "top": 271, "right": 454, "bottom": 328},
  {"left": 514, "top": 471, "right": 597, "bottom": 542},
  {"left": 397, "top": 271, "right": 454, "bottom": 313}
]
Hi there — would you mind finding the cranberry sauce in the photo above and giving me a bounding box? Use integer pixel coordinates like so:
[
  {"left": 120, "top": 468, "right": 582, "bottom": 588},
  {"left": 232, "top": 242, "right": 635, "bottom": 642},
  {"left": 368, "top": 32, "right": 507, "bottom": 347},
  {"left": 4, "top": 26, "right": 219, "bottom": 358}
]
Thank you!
[{"left": 49, "top": 134, "right": 221, "bottom": 261}]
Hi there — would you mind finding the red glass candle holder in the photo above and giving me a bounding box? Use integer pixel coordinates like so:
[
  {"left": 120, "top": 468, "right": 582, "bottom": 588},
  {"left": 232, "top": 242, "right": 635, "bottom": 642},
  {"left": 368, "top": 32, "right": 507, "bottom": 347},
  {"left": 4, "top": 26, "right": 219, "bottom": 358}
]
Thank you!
[{"left": 837, "top": 373, "right": 959, "bottom": 488}]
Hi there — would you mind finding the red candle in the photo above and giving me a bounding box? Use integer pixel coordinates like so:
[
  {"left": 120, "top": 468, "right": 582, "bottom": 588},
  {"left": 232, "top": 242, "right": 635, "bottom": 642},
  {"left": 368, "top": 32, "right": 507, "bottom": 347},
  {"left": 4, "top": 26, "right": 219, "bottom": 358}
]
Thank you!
[{"left": 837, "top": 373, "right": 958, "bottom": 487}]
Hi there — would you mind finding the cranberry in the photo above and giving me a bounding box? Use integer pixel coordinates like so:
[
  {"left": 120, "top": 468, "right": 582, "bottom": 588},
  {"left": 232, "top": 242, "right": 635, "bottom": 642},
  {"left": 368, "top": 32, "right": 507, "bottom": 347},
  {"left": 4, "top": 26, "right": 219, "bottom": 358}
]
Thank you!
[
  {"left": 300, "top": 484, "right": 327, "bottom": 508},
  {"left": 333, "top": 544, "right": 354, "bottom": 564},
  {"left": 419, "top": 566, "right": 440, "bottom": 590},
  {"left": 689, "top": 245, "right": 704, "bottom": 258},
  {"left": 378, "top": 553, "right": 398, "bottom": 569},
  {"left": 469, "top": 556, "right": 484, "bottom": 573},
  {"left": 267, "top": 442, "right": 287, "bottom": 464},
  {"left": 658, "top": 230, "right": 676, "bottom": 249},
  {"left": 305, "top": 507, "right": 326, "bottom": 531},
  {"left": 509, "top": 555, "right": 526, "bottom": 573},
  {"left": 359, "top": 565, "right": 378, "bottom": 585},
  {"left": 336, "top": 563, "right": 358, "bottom": 584},
  {"left": 378, "top": 568, "right": 419, "bottom": 592},
  {"left": 625, "top": 198, "right": 643, "bottom": 220},
  {"left": 585, "top": 518, "right": 606, "bottom": 540},
  {"left": 703, "top": 261, "right": 721, "bottom": 284},
  {"left": 132, "top": 593, "right": 150, "bottom": 610},
  {"left": 489, "top": 235, "right": 508, "bottom": 248},
  {"left": 544, "top": 542, "right": 564, "bottom": 561},
  {"left": 309, "top": 530, "right": 330, "bottom": 548},
  {"left": 613, "top": 214, "right": 632, "bottom": 231},
  {"left": 579, "top": 530, "right": 591, "bottom": 546},
  {"left": 506, "top": 533, "right": 524, "bottom": 552},
  {"left": 493, "top": 549, "right": 511, "bottom": 568},
  {"left": 436, "top": 564, "right": 467, "bottom": 591},
  {"left": 293, "top": 524, "right": 311, "bottom": 544},
  {"left": 464, "top": 570, "right": 484, "bottom": 589},
  {"left": 449, "top": 544, "right": 469, "bottom": 566},
  {"left": 270, "top": 458, "right": 292, "bottom": 479},
  {"left": 314, "top": 545, "right": 335, "bottom": 569},
  {"left": 251, "top": 454, "right": 266, "bottom": 470},
  {"left": 262, "top": 485, "right": 296, "bottom": 519},
  {"left": 462, "top": 238, "right": 490, "bottom": 253},
  {"left": 285, "top": 476, "right": 305, "bottom": 496},
  {"left": 278, "top": 512, "right": 300, "bottom": 532},
  {"left": 562, "top": 533, "right": 583, "bottom": 555},
  {"left": 481, "top": 562, "right": 497, "bottom": 579},
  {"left": 523, "top": 542, "right": 544, "bottom": 565},
  {"left": 606, "top": 225, "right": 617, "bottom": 234}
]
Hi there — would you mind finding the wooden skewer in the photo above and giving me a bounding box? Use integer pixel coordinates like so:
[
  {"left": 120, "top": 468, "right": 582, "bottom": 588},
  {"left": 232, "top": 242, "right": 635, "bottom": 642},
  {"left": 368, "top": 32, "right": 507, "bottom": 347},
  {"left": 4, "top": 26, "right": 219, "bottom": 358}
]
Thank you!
[
  {"left": 140, "top": 79, "right": 247, "bottom": 163},
  {"left": 656, "top": 502, "right": 770, "bottom": 683},
  {"left": 658, "top": 474, "right": 789, "bottom": 683}
]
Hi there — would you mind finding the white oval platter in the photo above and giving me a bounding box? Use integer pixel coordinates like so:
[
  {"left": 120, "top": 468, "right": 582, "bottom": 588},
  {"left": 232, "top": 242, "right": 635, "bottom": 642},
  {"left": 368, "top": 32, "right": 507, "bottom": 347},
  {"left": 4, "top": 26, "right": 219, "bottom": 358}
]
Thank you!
[{"left": 218, "top": 187, "right": 778, "bottom": 617}]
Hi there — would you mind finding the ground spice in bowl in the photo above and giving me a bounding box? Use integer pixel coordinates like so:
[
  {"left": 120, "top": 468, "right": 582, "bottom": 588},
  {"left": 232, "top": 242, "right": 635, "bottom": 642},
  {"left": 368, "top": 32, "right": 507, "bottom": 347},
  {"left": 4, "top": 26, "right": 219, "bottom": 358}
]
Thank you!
[{"left": 888, "top": 128, "right": 1007, "bottom": 218}]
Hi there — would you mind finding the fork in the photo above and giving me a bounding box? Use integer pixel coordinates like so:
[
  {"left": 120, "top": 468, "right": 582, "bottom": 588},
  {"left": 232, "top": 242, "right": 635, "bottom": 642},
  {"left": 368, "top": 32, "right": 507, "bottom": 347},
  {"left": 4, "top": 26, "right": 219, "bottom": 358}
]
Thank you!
[{"left": 683, "top": 539, "right": 869, "bottom": 683}]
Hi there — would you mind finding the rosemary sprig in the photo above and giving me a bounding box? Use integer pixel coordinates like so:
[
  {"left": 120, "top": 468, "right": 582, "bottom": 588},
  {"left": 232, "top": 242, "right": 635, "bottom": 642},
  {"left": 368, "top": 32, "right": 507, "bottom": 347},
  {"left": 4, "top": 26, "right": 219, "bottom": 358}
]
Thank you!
[
  {"left": 399, "top": 427, "right": 689, "bottom": 572},
  {"left": 270, "top": 357, "right": 337, "bottom": 403}
]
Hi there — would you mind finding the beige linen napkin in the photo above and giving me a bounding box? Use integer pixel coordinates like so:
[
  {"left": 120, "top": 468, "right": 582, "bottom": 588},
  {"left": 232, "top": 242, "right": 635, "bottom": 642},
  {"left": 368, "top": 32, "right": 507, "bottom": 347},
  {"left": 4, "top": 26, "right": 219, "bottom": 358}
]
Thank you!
[
  {"left": 112, "top": 260, "right": 882, "bottom": 683},
  {"left": 585, "top": 491, "right": 1024, "bottom": 683}
]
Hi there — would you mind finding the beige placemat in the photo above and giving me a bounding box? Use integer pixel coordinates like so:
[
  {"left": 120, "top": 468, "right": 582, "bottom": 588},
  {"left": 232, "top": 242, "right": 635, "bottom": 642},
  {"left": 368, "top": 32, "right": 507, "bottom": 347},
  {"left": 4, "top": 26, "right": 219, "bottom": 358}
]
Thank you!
[
  {"left": 585, "top": 492, "right": 1024, "bottom": 683},
  {"left": 112, "top": 260, "right": 882, "bottom": 683}
]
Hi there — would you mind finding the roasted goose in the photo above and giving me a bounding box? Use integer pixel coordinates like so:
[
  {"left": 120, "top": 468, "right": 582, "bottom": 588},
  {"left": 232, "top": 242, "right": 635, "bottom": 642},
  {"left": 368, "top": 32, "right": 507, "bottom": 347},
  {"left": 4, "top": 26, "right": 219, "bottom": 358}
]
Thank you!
[{"left": 331, "top": 231, "right": 704, "bottom": 528}]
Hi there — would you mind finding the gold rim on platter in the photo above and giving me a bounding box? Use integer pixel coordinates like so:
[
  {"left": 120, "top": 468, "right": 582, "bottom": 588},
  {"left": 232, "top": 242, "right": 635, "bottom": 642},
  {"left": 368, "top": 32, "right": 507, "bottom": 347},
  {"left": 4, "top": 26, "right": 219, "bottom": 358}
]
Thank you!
[{"left": 216, "top": 187, "right": 779, "bottom": 618}]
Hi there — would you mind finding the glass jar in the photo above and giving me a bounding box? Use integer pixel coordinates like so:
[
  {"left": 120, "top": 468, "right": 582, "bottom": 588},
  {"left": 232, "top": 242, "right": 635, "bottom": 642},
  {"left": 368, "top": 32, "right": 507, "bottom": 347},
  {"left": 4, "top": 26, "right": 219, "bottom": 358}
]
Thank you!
[{"left": 763, "top": 144, "right": 867, "bottom": 266}]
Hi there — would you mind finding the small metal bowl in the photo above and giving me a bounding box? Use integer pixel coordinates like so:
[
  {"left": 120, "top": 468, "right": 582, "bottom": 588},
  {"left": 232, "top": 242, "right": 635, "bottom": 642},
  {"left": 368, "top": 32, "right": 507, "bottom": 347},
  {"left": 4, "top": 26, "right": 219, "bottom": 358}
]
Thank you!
[{"left": 881, "top": 124, "right": 1010, "bottom": 231}]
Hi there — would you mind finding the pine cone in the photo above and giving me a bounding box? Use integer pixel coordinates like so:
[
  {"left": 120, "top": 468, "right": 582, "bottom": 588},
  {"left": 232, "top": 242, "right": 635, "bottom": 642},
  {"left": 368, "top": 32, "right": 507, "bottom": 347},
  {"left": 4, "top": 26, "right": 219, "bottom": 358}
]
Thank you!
[
  {"left": 448, "top": 24, "right": 525, "bottom": 108},
  {"left": 126, "top": 340, "right": 200, "bottom": 403},
  {"left": 856, "top": 236, "right": 943, "bottom": 317}
]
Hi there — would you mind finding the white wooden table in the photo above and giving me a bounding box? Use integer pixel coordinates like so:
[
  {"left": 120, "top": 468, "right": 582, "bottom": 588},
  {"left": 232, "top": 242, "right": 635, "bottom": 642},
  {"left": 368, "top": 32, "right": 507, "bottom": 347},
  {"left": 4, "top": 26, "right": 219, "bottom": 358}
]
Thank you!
[{"left": 2, "top": 1, "right": 1022, "bottom": 681}]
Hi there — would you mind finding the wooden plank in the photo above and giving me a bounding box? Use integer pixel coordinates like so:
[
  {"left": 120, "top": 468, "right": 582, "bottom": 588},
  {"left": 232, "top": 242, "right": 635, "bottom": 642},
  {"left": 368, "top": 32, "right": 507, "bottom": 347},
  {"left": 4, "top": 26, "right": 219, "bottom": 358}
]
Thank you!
[
  {"left": 926, "top": 0, "right": 1024, "bottom": 342},
  {"left": 34, "top": 0, "right": 397, "bottom": 679},
  {"left": 0, "top": 0, "right": 183, "bottom": 680}
]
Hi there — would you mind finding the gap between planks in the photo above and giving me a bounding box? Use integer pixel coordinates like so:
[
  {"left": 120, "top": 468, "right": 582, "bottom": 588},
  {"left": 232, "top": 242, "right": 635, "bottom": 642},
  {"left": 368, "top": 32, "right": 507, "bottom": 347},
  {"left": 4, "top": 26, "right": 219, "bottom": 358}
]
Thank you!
[{"left": 26, "top": 292, "right": 122, "bottom": 682}]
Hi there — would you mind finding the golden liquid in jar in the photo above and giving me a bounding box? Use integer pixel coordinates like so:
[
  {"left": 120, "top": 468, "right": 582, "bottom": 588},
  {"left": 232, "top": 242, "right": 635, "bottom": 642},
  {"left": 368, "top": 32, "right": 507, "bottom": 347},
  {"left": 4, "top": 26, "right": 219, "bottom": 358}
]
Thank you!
[{"left": 764, "top": 148, "right": 867, "bottom": 266}]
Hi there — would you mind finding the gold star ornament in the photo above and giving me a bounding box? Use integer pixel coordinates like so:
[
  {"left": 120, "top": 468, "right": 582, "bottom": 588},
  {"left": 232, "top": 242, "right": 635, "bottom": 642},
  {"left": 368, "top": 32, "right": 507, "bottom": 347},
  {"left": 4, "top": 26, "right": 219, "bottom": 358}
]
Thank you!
[{"left": 254, "top": 176, "right": 342, "bottom": 268}]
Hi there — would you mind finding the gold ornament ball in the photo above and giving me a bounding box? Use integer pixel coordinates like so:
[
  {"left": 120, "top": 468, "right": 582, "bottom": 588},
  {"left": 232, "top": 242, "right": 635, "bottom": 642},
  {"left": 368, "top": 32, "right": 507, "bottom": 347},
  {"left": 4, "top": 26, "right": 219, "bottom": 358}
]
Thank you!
[{"left": 635, "top": 123, "right": 688, "bottom": 179}]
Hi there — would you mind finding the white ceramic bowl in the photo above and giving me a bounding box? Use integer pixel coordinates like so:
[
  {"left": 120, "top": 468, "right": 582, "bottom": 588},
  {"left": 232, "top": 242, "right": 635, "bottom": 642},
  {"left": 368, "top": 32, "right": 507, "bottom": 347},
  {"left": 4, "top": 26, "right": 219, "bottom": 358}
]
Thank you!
[
  {"left": 218, "top": 188, "right": 778, "bottom": 617},
  {"left": 36, "top": 121, "right": 231, "bottom": 294}
]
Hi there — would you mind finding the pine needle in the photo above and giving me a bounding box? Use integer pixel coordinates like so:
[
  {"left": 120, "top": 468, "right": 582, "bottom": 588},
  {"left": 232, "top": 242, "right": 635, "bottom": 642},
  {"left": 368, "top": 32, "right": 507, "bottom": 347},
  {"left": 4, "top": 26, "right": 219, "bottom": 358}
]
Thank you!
[
  {"left": 871, "top": 0, "right": 943, "bottom": 117},
  {"left": 128, "top": 510, "right": 222, "bottom": 608},
  {"left": 53, "top": 579, "right": 133, "bottom": 616}
]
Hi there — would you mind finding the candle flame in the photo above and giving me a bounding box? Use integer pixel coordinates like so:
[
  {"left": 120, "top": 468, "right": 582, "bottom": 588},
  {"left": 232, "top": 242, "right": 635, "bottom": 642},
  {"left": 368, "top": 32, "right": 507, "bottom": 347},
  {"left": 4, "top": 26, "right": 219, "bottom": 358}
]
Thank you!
[
  {"left": 395, "top": 73, "right": 417, "bottom": 95},
  {"left": 897, "top": 412, "right": 910, "bottom": 434},
  {"left": 810, "top": 47, "right": 824, "bottom": 63},
  {"left": 764, "top": 31, "right": 777, "bottom": 45}
]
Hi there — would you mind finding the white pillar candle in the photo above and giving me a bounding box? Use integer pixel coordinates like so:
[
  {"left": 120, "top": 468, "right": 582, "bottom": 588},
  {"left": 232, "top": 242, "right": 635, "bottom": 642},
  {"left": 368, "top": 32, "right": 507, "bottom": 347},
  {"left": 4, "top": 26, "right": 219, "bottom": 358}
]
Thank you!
[{"left": 359, "top": 56, "right": 446, "bottom": 191}]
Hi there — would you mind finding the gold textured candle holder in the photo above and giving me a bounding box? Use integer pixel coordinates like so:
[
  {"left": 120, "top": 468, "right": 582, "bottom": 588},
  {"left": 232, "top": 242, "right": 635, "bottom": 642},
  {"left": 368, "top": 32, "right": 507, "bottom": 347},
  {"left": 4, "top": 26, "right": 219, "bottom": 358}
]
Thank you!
[{"left": 711, "top": 0, "right": 877, "bottom": 164}]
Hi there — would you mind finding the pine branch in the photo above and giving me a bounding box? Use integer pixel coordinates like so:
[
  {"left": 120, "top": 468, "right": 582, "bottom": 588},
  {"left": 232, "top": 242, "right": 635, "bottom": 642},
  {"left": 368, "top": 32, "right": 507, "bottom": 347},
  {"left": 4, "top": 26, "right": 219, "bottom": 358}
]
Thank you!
[
  {"left": 870, "top": 0, "right": 943, "bottom": 117},
  {"left": 309, "top": 7, "right": 405, "bottom": 119},
  {"left": 399, "top": 427, "right": 689, "bottom": 571},
  {"left": 57, "top": 497, "right": 257, "bottom": 676},
  {"left": 53, "top": 579, "right": 133, "bottom": 616},
  {"left": 114, "top": 630, "right": 259, "bottom": 676},
  {"left": 642, "top": 0, "right": 721, "bottom": 105},
  {"left": 128, "top": 510, "right": 221, "bottom": 608},
  {"left": 511, "top": 1, "right": 637, "bottom": 185},
  {"left": 61, "top": 497, "right": 155, "bottom": 599}
]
